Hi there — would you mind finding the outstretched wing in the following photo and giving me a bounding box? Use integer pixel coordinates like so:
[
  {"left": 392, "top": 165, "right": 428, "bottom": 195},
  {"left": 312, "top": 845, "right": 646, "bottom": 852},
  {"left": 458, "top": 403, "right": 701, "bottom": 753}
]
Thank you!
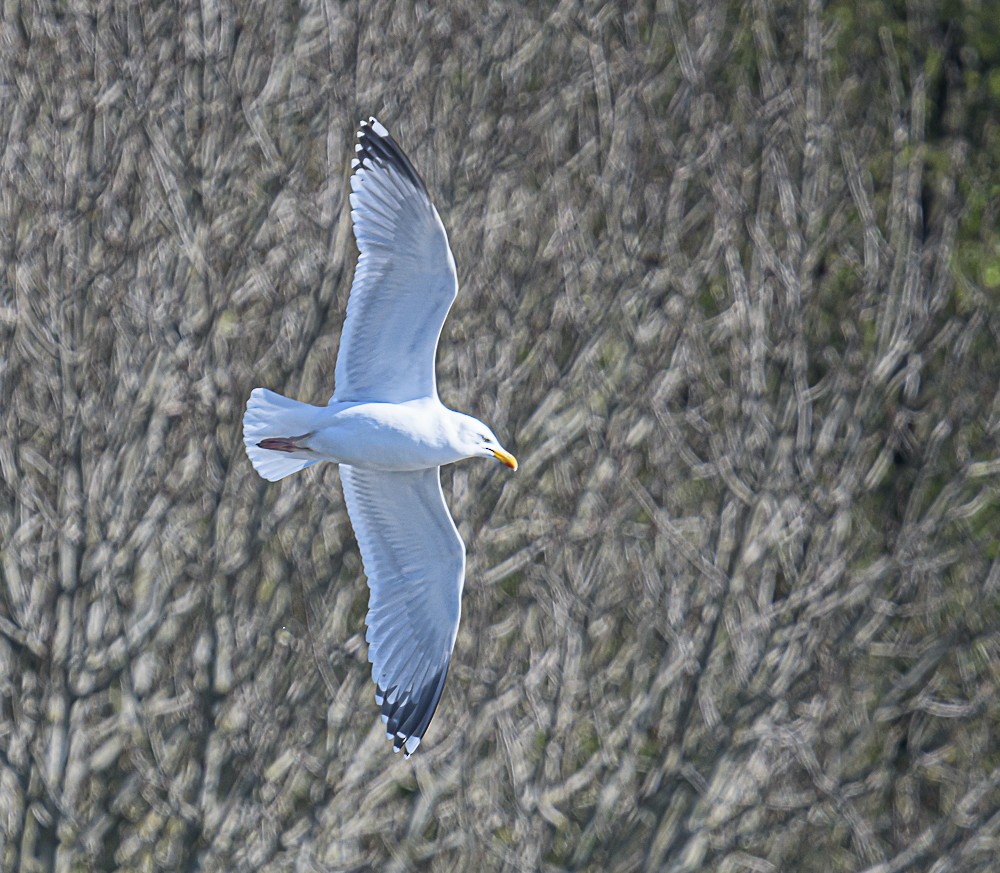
[
  {"left": 333, "top": 118, "right": 458, "bottom": 403},
  {"left": 339, "top": 465, "right": 465, "bottom": 755}
]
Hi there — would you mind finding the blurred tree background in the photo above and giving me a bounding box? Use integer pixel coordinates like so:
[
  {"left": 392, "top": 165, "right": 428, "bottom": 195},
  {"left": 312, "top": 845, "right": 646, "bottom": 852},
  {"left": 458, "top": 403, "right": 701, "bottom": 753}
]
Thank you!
[{"left": 2, "top": 0, "right": 1000, "bottom": 870}]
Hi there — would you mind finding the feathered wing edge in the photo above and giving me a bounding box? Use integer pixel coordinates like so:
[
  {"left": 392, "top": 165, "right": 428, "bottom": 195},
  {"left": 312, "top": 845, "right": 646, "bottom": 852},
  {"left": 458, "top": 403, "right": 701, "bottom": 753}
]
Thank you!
[
  {"left": 332, "top": 117, "right": 458, "bottom": 404},
  {"left": 339, "top": 465, "right": 465, "bottom": 756},
  {"left": 352, "top": 116, "right": 429, "bottom": 194},
  {"left": 376, "top": 662, "right": 452, "bottom": 756}
]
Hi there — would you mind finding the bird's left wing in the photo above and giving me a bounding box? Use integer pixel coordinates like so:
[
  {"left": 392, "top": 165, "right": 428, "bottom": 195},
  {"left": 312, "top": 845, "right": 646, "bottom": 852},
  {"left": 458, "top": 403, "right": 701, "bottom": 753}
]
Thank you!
[
  {"left": 339, "top": 465, "right": 465, "bottom": 755},
  {"left": 333, "top": 118, "right": 458, "bottom": 403}
]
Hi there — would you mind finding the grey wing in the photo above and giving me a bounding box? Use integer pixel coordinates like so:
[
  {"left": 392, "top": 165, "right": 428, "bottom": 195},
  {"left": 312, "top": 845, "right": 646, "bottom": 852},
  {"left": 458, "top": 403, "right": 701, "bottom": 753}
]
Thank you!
[
  {"left": 333, "top": 118, "right": 458, "bottom": 403},
  {"left": 339, "top": 465, "right": 466, "bottom": 755}
]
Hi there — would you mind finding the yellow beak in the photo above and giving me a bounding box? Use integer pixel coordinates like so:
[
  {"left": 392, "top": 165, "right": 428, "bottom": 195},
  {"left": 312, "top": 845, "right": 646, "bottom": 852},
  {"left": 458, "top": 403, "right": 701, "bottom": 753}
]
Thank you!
[{"left": 492, "top": 448, "right": 518, "bottom": 471}]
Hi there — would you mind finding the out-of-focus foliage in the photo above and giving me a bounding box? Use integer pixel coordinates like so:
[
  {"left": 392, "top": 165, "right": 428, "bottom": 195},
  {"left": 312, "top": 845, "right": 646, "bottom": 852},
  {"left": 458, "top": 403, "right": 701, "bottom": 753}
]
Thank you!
[{"left": 2, "top": 0, "right": 999, "bottom": 870}]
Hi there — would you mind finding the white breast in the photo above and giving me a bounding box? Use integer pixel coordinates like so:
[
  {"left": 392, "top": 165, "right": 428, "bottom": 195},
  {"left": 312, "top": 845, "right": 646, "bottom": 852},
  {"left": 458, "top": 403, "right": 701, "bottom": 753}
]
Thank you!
[{"left": 310, "top": 400, "right": 463, "bottom": 471}]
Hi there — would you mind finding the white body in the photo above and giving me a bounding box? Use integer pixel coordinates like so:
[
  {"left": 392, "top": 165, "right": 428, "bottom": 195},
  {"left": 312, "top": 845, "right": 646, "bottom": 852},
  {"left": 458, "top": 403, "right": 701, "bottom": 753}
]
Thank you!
[
  {"left": 317, "top": 399, "right": 462, "bottom": 470},
  {"left": 245, "top": 392, "right": 488, "bottom": 475},
  {"left": 243, "top": 388, "right": 499, "bottom": 482}
]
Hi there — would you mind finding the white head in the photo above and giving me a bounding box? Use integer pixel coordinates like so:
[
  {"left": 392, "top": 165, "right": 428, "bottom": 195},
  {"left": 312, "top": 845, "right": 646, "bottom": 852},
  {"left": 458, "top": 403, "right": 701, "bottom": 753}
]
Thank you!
[{"left": 450, "top": 412, "right": 518, "bottom": 470}]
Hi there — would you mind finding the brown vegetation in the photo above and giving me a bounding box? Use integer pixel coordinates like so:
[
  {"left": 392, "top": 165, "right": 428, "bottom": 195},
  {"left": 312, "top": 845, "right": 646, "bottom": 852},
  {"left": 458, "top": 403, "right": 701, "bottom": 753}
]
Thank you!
[{"left": 2, "top": 1, "right": 999, "bottom": 870}]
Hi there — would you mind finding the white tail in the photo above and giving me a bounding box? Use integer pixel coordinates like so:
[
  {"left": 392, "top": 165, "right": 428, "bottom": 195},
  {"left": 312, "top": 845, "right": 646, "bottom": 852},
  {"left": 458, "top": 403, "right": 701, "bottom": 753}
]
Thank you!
[{"left": 243, "top": 388, "right": 321, "bottom": 481}]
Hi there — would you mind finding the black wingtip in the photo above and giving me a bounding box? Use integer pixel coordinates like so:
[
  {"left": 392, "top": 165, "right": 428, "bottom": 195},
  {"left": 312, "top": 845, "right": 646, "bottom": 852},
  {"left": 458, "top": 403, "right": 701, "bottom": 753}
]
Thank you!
[
  {"left": 376, "top": 664, "right": 450, "bottom": 757},
  {"left": 353, "top": 116, "right": 428, "bottom": 194}
]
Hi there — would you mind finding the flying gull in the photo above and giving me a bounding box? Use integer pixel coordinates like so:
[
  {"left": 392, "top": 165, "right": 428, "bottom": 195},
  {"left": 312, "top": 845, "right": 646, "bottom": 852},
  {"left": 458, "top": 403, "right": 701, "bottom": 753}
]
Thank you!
[{"left": 243, "top": 117, "right": 517, "bottom": 756}]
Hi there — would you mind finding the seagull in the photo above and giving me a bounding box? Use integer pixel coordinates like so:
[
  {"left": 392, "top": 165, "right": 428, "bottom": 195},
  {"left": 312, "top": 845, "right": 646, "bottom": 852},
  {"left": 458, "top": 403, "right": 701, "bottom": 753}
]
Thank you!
[{"left": 242, "top": 117, "right": 517, "bottom": 756}]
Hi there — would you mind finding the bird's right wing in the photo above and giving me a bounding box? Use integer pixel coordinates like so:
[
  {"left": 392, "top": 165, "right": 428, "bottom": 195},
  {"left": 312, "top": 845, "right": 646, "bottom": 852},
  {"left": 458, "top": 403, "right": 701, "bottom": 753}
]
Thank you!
[
  {"left": 332, "top": 118, "right": 458, "bottom": 404},
  {"left": 339, "top": 465, "right": 466, "bottom": 755}
]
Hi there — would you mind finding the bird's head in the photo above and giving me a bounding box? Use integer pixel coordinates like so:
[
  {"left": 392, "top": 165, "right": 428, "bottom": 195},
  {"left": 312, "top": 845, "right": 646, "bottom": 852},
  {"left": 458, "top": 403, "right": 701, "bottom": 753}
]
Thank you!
[{"left": 454, "top": 414, "right": 518, "bottom": 470}]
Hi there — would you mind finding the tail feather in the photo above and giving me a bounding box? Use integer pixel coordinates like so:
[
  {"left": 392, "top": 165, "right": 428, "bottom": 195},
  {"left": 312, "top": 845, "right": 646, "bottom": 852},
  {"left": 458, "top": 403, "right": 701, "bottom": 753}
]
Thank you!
[{"left": 243, "top": 388, "right": 321, "bottom": 482}]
